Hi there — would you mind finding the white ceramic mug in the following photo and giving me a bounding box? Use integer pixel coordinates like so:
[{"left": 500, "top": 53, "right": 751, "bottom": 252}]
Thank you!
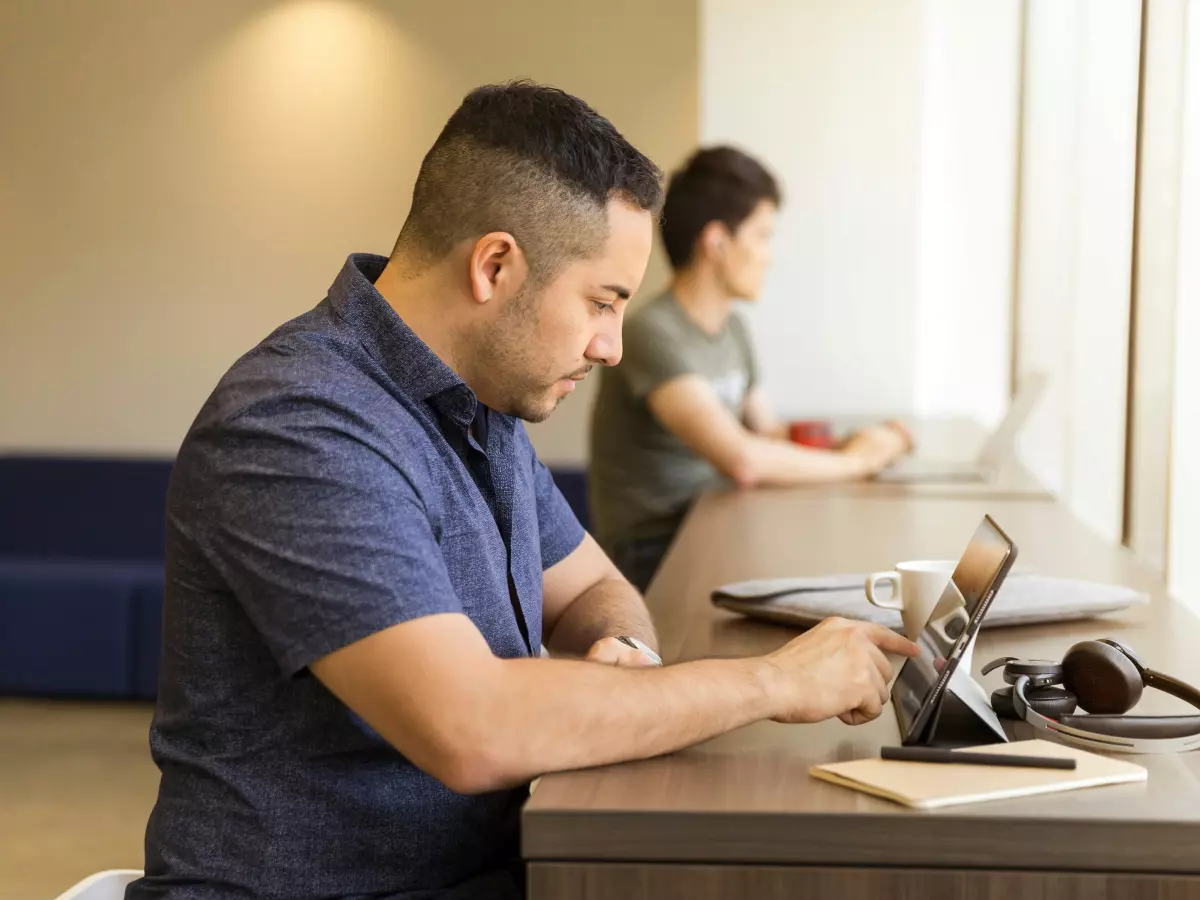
[{"left": 865, "top": 560, "right": 976, "bottom": 674}]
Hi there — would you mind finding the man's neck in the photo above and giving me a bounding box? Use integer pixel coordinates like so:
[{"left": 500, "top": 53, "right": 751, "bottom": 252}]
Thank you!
[
  {"left": 669, "top": 266, "right": 735, "bottom": 336},
  {"left": 373, "top": 256, "right": 469, "bottom": 378}
]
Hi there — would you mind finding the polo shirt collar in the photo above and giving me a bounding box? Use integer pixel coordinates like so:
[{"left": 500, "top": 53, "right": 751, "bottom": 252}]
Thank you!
[{"left": 327, "top": 253, "right": 478, "bottom": 426}]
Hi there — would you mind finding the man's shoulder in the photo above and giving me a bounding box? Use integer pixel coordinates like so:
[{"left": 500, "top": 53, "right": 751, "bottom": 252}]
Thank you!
[
  {"left": 187, "top": 303, "right": 426, "bottom": 455},
  {"left": 170, "top": 313, "right": 438, "bottom": 528},
  {"left": 726, "top": 308, "right": 756, "bottom": 343},
  {"left": 725, "top": 310, "right": 759, "bottom": 376},
  {"left": 624, "top": 293, "right": 694, "bottom": 358},
  {"left": 726, "top": 308, "right": 752, "bottom": 334}
]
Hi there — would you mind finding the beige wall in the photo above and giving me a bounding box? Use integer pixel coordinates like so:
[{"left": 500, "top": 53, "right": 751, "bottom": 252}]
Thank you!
[{"left": 0, "top": 0, "right": 698, "bottom": 464}]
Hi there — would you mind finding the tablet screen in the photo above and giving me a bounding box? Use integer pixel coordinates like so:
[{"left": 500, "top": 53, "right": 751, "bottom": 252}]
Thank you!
[{"left": 892, "top": 516, "right": 1016, "bottom": 744}]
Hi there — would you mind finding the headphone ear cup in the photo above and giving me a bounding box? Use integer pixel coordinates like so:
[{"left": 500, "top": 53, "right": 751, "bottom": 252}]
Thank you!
[
  {"left": 991, "top": 685, "right": 1078, "bottom": 719},
  {"left": 1026, "top": 686, "right": 1079, "bottom": 718},
  {"left": 1063, "top": 640, "right": 1143, "bottom": 714},
  {"left": 991, "top": 686, "right": 1019, "bottom": 718}
]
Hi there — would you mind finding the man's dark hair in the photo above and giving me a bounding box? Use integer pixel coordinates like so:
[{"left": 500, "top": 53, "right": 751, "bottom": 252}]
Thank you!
[
  {"left": 394, "top": 81, "right": 663, "bottom": 282},
  {"left": 660, "top": 146, "right": 781, "bottom": 269}
]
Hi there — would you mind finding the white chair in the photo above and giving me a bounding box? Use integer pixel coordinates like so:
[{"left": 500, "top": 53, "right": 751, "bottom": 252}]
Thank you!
[{"left": 53, "top": 870, "right": 142, "bottom": 900}]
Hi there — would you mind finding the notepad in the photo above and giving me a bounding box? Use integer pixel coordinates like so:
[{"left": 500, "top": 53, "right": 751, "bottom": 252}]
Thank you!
[{"left": 810, "top": 739, "right": 1146, "bottom": 810}]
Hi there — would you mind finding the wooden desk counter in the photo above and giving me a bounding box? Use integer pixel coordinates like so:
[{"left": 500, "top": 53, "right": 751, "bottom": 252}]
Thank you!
[{"left": 524, "top": 492, "right": 1200, "bottom": 899}]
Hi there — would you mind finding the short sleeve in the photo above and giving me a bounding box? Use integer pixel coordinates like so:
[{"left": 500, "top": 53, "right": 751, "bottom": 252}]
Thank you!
[
  {"left": 530, "top": 453, "right": 585, "bottom": 570},
  {"left": 619, "top": 316, "right": 695, "bottom": 399},
  {"left": 179, "top": 402, "right": 462, "bottom": 677}
]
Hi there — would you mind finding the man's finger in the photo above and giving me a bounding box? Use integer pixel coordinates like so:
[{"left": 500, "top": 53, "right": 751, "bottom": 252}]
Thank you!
[
  {"left": 843, "top": 706, "right": 875, "bottom": 727},
  {"left": 863, "top": 624, "right": 920, "bottom": 657},
  {"left": 872, "top": 667, "right": 889, "bottom": 708},
  {"left": 857, "top": 692, "right": 883, "bottom": 722},
  {"left": 586, "top": 638, "right": 660, "bottom": 668},
  {"left": 584, "top": 640, "right": 623, "bottom": 665},
  {"left": 885, "top": 419, "right": 915, "bottom": 450},
  {"left": 628, "top": 650, "right": 661, "bottom": 667},
  {"left": 865, "top": 642, "right": 893, "bottom": 683}
]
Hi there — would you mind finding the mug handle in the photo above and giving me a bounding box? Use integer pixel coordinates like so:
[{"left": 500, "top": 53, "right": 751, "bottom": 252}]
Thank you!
[{"left": 865, "top": 571, "right": 903, "bottom": 609}]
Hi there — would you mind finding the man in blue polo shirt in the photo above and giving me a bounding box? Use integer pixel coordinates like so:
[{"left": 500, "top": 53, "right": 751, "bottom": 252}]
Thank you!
[{"left": 129, "top": 82, "right": 916, "bottom": 900}]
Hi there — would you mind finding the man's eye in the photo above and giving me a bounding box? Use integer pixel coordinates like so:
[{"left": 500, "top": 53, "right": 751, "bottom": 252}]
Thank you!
[{"left": 591, "top": 300, "right": 615, "bottom": 315}]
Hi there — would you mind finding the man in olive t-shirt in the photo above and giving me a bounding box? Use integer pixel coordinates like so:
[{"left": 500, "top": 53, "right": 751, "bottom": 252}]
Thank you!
[
  {"left": 589, "top": 147, "right": 909, "bottom": 591},
  {"left": 590, "top": 291, "right": 758, "bottom": 587}
]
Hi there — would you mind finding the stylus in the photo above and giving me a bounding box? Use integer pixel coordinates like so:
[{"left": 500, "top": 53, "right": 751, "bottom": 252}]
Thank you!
[{"left": 881, "top": 746, "right": 1077, "bottom": 770}]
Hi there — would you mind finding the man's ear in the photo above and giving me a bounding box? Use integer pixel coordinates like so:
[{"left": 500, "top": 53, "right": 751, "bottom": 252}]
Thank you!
[
  {"left": 698, "top": 220, "right": 732, "bottom": 261},
  {"left": 468, "top": 232, "right": 529, "bottom": 305}
]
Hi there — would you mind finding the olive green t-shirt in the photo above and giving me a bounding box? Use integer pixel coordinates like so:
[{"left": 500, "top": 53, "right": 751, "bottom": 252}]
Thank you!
[{"left": 588, "top": 291, "right": 758, "bottom": 551}]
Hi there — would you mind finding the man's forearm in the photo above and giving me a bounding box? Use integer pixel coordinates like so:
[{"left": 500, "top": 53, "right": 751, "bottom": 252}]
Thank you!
[
  {"left": 737, "top": 434, "right": 871, "bottom": 487},
  {"left": 763, "top": 423, "right": 790, "bottom": 441},
  {"left": 313, "top": 610, "right": 912, "bottom": 797},
  {"left": 469, "top": 654, "right": 775, "bottom": 791},
  {"left": 545, "top": 576, "right": 658, "bottom": 656},
  {"left": 743, "top": 414, "right": 787, "bottom": 440}
]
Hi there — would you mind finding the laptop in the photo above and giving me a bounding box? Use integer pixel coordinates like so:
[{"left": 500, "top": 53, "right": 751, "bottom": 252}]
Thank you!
[{"left": 876, "top": 372, "right": 1049, "bottom": 484}]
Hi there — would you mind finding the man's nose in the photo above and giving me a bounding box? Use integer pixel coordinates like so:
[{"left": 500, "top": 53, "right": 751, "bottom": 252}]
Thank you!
[{"left": 586, "top": 324, "right": 623, "bottom": 367}]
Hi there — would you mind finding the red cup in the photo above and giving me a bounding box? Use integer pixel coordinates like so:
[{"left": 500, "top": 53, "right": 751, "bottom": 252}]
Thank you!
[{"left": 789, "top": 420, "right": 835, "bottom": 449}]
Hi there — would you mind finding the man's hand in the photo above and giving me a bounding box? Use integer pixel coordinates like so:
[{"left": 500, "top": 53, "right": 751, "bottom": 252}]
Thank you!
[
  {"left": 842, "top": 424, "right": 909, "bottom": 474},
  {"left": 585, "top": 636, "right": 661, "bottom": 668},
  {"left": 760, "top": 618, "right": 919, "bottom": 726},
  {"left": 882, "top": 419, "right": 915, "bottom": 452}
]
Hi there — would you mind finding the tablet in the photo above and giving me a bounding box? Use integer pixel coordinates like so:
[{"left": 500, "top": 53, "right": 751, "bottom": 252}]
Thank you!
[{"left": 892, "top": 515, "right": 1018, "bottom": 746}]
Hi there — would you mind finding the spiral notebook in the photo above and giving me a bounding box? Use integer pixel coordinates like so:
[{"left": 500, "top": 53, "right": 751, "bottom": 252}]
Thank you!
[{"left": 810, "top": 740, "right": 1146, "bottom": 810}]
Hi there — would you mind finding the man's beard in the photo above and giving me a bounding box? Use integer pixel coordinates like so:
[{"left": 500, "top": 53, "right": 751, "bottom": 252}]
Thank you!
[{"left": 463, "top": 287, "right": 579, "bottom": 423}]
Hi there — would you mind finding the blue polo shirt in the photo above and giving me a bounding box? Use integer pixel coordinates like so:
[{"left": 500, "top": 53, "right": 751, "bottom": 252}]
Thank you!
[{"left": 128, "top": 254, "right": 585, "bottom": 900}]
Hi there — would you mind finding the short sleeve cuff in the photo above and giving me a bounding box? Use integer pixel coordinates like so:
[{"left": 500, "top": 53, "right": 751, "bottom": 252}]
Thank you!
[
  {"left": 540, "top": 516, "right": 585, "bottom": 571},
  {"left": 276, "top": 591, "right": 462, "bottom": 677}
]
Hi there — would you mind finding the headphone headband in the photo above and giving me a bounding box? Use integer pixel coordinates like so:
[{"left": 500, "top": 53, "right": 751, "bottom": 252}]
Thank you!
[
  {"left": 980, "top": 656, "right": 1063, "bottom": 688},
  {"left": 1145, "top": 668, "right": 1200, "bottom": 708}
]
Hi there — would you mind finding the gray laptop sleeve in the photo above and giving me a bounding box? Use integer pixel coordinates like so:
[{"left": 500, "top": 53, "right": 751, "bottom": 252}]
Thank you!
[{"left": 711, "top": 573, "right": 1148, "bottom": 631}]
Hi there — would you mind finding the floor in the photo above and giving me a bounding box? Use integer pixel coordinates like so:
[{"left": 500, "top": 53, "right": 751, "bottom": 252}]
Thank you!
[{"left": 1, "top": 699, "right": 159, "bottom": 899}]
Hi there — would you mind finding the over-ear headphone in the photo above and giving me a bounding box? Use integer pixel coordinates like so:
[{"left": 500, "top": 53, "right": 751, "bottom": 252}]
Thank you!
[{"left": 982, "top": 639, "right": 1200, "bottom": 753}]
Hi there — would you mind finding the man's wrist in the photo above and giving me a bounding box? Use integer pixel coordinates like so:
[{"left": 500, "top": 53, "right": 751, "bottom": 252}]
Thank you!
[
  {"left": 746, "top": 656, "right": 785, "bottom": 720},
  {"left": 840, "top": 446, "right": 876, "bottom": 478}
]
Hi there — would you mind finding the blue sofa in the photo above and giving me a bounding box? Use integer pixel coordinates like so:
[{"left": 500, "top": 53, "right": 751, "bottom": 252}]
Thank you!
[
  {"left": 0, "top": 457, "right": 170, "bottom": 698},
  {"left": 0, "top": 456, "right": 589, "bottom": 700}
]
